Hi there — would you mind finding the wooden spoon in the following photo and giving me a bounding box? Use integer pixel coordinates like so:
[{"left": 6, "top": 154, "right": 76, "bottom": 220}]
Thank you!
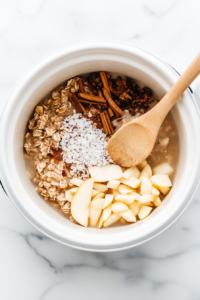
[{"left": 107, "top": 53, "right": 200, "bottom": 167}]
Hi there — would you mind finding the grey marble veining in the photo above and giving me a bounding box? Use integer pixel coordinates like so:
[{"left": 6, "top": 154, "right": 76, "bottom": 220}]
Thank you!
[{"left": 1, "top": 0, "right": 200, "bottom": 299}]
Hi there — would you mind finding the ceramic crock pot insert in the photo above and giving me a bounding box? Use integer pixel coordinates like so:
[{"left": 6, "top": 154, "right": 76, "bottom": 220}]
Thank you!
[{"left": 1, "top": 42, "right": 200, "bottom": 251}]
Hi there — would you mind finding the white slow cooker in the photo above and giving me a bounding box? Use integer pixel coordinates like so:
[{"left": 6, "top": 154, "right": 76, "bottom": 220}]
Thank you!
[{"left": 0, "top": 42, "right": 200, "bottom": 252}]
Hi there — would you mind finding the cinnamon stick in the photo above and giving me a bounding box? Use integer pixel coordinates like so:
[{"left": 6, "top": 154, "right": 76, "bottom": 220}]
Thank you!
[
  {"left": 78, "top": 99, "right": 107, "bottom": 106},
  {"left": 100, "top": 112, "right": 110, "bottom": 135},
  {"left": 78, "top": 78, "right": 85, "bottom": 93},
  {"left": 103, "top": 89, "right": 124, "bottom": 117},
  {"left": 97, "top": 88, "right": 103, "bottom": 97},
  {"left": 69, "top": 93, "right": 84, "bottom": 113},
  {"left": 79, "top": 93, "right": 106, "bottom": 103},
  {"left": 104, "top": 111, "right": 114, "bottom": 134},
  {"left": 100, "top": 71, "right": 111, "bottom": 96},
  {"left": 108, "top": 107, "right": 114, "bottom": 118}
]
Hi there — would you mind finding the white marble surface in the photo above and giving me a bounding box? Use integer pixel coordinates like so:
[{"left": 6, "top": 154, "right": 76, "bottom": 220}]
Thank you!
[{"left": 1, "top": 0, "right": 200, "bottom": 299}]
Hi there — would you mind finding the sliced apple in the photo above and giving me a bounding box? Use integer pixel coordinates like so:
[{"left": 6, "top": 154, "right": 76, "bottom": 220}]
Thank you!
[
  {"left": 153, "top": 162, "right": 173, "bottom": 175},
  {"left": 145, "top": 202, "right": 154, "bottom": 207},
  {"left": 71, "top": 178, "right": 94, "bottom": 227},
  {"left": 119, "top": 217, "right": 128, "bottom": 225},
  {"left": 70, "top": 178, "right": 84, "bottom": 187},
  {"left": 128, "top": 192, "right": 142, "bottom": 201},
  {"left": 89, "top": 198, "right": 104, "bottom": 227},
  {"left": 140, "top": 194, "right": 154, "bottom": 204},
  {"left": 111, "top": 189, "right": 121, "bottom": 198},
  {"left": 102, "top": 203, "right": 112, "bottom": 222},
  {"left": 139, "top": 171, "right": 150, "bottom": 180},
  {"left": 122, "top": 166, "right": 140, "bottom": 179},
  {"left": 119, "top": 210, "right": 136, "bottom": 222},
  {"left": 137, "top": 160, "right": 147, "bottom": 171},
  {"left": 103, "top": 214, "right": 120, "bottom": 228},
  {"left": 141, "top": 164, "right": 152, "bottom": 176},
  {"left": 121, "top": 176, "right": 141, "bottom": 189},
  {"left": 150, "top": 174, "right": 172, "bottom": 188},
  {"left": 92, "top": 189, "right": 101, "bottom": 198},
  {"left": 65, "top": 190, "right": 73, "bottom": 202},
  {"left": 107, "top": 180, "right": 120, "bottom": 189},
  {"left": 152, "top": 186, "right": 160, "bottom": 197},
  {"left": 112, "top": 202, "right": 129, "bottom": 213},
  {"left": 93, "top": 183, "right": 108, "bottom": 193},
  {"left": 119, "top": 188, "right": 134, "bottom": 195},
  {"left": 68, "top": 187, "right": 78, "bottom": 194},
  {"left": 154, "top": 196, "right": 161, "bottom": 207},
  {"left": 140, "top": 177, "right": 152, "bottom": 195},
  {"left": 89, "top": 164, "right": 123, "bottom": 182},
  {"left": 93, "top": 192, "right": 105, "bottom": 200},
  {"left": 129, "top": 201, "right": 142, "bottom": 216},
  {"left": 138, "top": 205, "right": 153, "bottom": 220},
  {"left": 115, "top": 194, "right": 136, "bottom": 205},
  {"left": 158, "top": 186, "right": 170, "bottom": 195},
  {"left": 103, "top": 194, "right": 114, "bottom": 209},
  {"left": 98, "top": 213, "right": 104, "bottom": 229}
]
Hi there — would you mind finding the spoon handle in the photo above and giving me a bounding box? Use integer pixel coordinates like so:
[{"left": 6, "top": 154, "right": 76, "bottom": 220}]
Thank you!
[{"left": 139, "top": 52, "right": 200, "bottom": 133}]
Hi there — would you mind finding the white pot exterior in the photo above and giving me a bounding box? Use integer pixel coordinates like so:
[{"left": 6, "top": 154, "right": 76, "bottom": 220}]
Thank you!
[{"left": 0, "top": 42, "right": 200, "bottom": 252}]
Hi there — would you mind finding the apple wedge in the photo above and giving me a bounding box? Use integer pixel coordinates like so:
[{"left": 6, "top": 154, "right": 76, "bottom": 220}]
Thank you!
[
  {"left": 103, "top": 214, "right": 120, "bottom": 227},
  {"left": 153, "top": 162, "right": 173, "bottom": 175},
  {"left": 119, "top": 188, "right": 134, "bottom": 195},
  {"left": 92, "top": 189, "right": 101, "bottom": 198},
  {"left": 119, "top": 210, "right": 136, "bottom": 222},
  {"left": 65, "top": 190, "right": 73, "bottom": 202},
  {"left": 89, "top": 198, "right": 104, "bottom": 227},
  {"left": 68, "top": 187, "right": 78, "bottom": 194},
  {"left": 140, "top": 194, "right": 154, "bottom": 204},
  {"left": 103, "top": 194, "right": 114, "bottom": 209},
  {"left": 107, "top": 180, "right": 120, "bottom": 189},
  {"left": 89, "top": 164, "right": 123, "bottom": 182},
  {"left": 140, "top": 177, "right": 152, "bottom": 195},
  {"left": 137, "top": 160, "right": 148, "bottom": 171},
  {"left": 150, "top": 174, "right": 172, "bottom": 188},
  {"left": 119, "top": 217, "right": 128, "bottom": 225},
  {"left": 93, "top": 183, "right": 108, "bottom": 193},
  {"left": 102, "top": 203, "right": 112, "bottom": 222},
  {"left": 115, "top": 194, "right": 136, "bottom": 205},
  {"left": 93, "top": 192, "right": 105, "bottom": 200},
  {"left": 138, "top": 205, "right": 153, "bottom": 220},
  {"left": 129, "top": 201, "right": 142, "bottom": 216},
  {"left": 152, "top": 187, "right": 160, "bottom": 197},
  {"left": 154, "top": 196, "right": 161, "bottom": 207},
  {"left": 112, "top": 202, "right": 129, "bottom": 213},
  {"left": 71, "top": 178, "right": 94, "bottom": 227},
  {"left": 122, "top": 166, "right": 140, "bottom": 179},
  {"left": 158, "top": 186, "right": 170, "bottom": 195},
  {"left": 70, "top": 178, "right": 84, "bottom": 187},
  {"left": 121, "top": 176, "right": 141, "bottom": 189}
]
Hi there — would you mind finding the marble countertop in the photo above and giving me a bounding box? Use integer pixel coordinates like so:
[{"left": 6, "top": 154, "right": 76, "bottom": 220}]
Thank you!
[{"left": 1, "top": 0, "right": 200, "bottom": 299}]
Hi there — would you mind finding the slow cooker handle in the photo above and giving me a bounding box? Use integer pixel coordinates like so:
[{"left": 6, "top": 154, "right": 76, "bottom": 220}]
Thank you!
[{"left": 0, "top": 181, "right": 7, "bottom": 195}]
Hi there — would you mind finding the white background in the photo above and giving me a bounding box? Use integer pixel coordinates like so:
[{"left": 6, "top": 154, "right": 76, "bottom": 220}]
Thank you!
[{"left": 1, "top": 1, "right": 200, "bottom": 299}]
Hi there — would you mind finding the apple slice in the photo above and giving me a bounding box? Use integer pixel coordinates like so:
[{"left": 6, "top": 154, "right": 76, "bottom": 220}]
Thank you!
[
  {"left": 119, "top": 188, "right": 134, "bottom": 195},
  {"left": 145, "top": 202, "right": 154, "bottom": 207},
  {"left": 137, "top": 160, "right": 147, "bottom": 171},
  {"left": 153, "top": 162, "right": 173, "bottom": 175},
  {"left": 70, "top": 178, "right": 84, "bottom": 187},
  {"left": 119, "top": 217, "right": 128, "bottom": 225},
  {"left": 89, "top": 164, "right": 123, "bottom": 182},
  {"left": 98, "top": 213, "right": 104, "bottom": 229},
  {"left": 152, "top": 187, "right": 160, "bottom": 197},
  {"left": 128, "top": 192, "right": 142, "bottom": 201},
  {"left": 102, "top": 203, "right": 112, "bottom": 222},
  {"left": 93, "top": 183, "right": 108, "bottom": 193},
  {"left": 140, "top": 177, "right": 152, "bottom": 195},
  {"left": 111, "top": 189, "right": 121, "bottom": 198},
  {"left": 150, "top": 174, "right": 172, "bottom": 188},
  {"left": 68, "top": 187, "right": 78, "bottom": 194},
  {"left": 107, "top": 180, "right": 120, "bottom": 189},
  {"left": 139, "top": 171, "right": 150, "bottom": 180},
  {"left": 103, "top": 194, "right": 114, "bottom": 209},
  {"left": 119, "top": 210, "right": 136, "bottom": 222},
  {"left": 154, "top": 196, "right": 161, "bottom": 207},
  {"left": 89, "top": 198, "right": 104, "bottom": 227},
  {"left": 121, "top": 176, "right": 141, "bottom": 189},
  {"left": 92, "top": 189, "right": 101, "bottom": 199},
  {"left": 65, "top": 190, "right": 73, "bottom": 202},
  {"left": 103, "top": 214, "right": 120, "bottom": 228},
  {"left": 93, "top": 192, "right": 105, "bottom": 200},
  {"left": 140, "top": 194, "right": 154, "bottom": 204},
  {"left": 138, "top": 205, "right": 153, "bottom": 220},
  {"left": 112, "top": 202, "right": 129, "bottom": 213},
  {"left": 71, "top": 178, "right": 94, "bottom": 227},
  {"left": 115, "top": 194, "right": 136, "bottom": 205},
  {"left": 158, "top": 186, "right": 170, "bottom": 195},
  {"left": 122, "top": 166, "right": 140, "bottom": 179},
  {"left": 129, "top": 201, "right": 141, "bottom": 216}
]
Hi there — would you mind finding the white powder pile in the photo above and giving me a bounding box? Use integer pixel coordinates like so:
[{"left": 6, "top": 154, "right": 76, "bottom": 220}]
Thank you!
[{"left": 60, "top": 113, "right": 113, "bottom": 179}]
